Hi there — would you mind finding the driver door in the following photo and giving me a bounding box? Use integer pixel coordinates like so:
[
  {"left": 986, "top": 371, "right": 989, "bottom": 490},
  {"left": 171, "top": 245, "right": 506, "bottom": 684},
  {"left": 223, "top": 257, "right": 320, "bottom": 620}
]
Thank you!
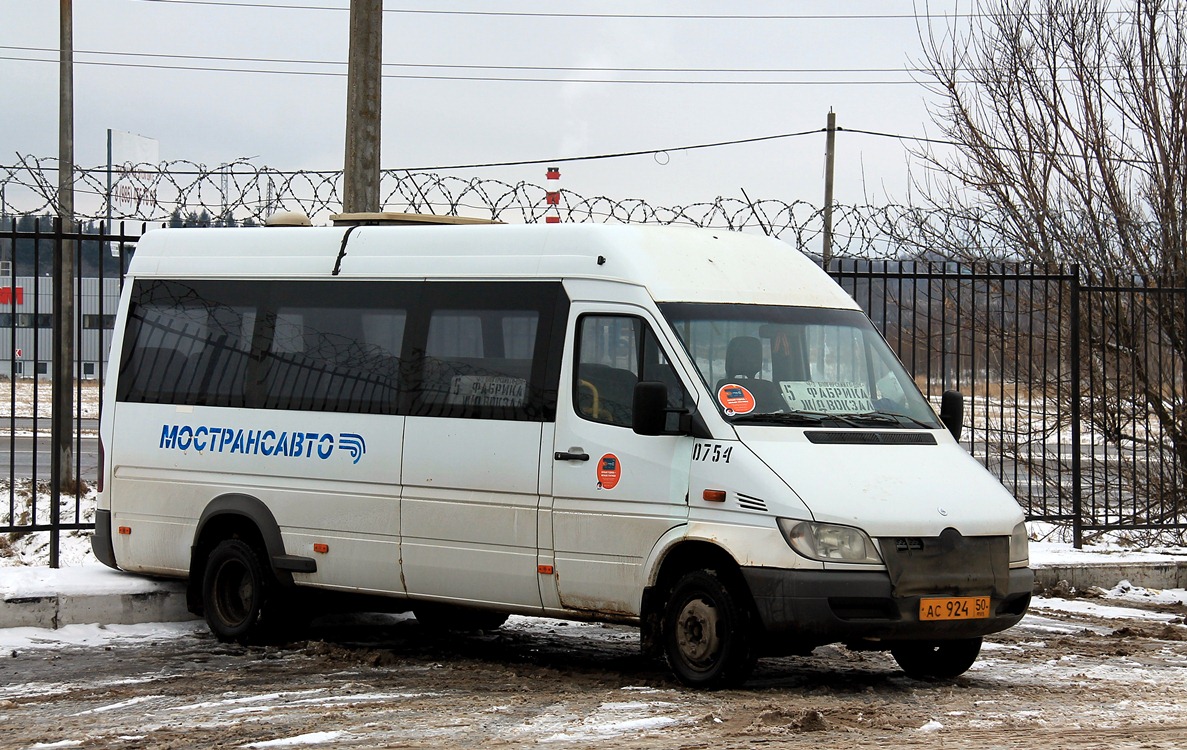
[{"left": 548, "top": 308, "right": 695, "bottom": 615}]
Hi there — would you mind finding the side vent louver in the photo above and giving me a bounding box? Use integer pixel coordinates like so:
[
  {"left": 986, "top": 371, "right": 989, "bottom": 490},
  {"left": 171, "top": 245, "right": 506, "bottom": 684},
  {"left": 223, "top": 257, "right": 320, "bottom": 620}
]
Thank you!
[{"left": 736, "top": 493, "right": 768, "bottom": 512}]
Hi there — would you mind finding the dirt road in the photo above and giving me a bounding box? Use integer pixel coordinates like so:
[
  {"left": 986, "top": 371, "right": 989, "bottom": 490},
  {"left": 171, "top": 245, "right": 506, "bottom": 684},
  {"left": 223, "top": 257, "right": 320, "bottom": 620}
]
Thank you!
[{"left": 2, "top": 591, "right": 1185, "bottom": 749}]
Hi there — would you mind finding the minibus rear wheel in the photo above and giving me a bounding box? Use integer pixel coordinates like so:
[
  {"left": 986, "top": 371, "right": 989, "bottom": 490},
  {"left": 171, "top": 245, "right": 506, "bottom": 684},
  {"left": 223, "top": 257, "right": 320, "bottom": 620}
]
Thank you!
[
  {"left": 890, "top": 637, "right": 982, "bottom": 679},
  {"left": 202, "top": 539, "right": 275, "bottom": 643},
  {"left": 662, "top": 569, "right": 757, "bottom": 689}
]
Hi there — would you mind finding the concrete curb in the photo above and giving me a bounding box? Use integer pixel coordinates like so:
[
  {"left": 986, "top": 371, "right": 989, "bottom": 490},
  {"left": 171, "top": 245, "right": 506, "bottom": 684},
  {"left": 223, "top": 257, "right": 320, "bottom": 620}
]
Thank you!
[
  {"left": 1032, "top": 560, "right": 1187, "bottom": 592},
  {"left": 1, "top": 567, "right": 196, "bottom": 630},
  {"left": 0, "top": 586, "right": 194, "bottom": 629}
]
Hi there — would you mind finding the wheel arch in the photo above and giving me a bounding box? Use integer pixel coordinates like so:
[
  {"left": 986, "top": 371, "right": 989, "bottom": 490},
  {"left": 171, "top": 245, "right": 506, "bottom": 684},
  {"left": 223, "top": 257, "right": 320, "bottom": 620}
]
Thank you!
[
  {"left": 186, "top": 493, "right": 294, "bottom": 614},
  {"left": 639, "top": 536, "right": 753, "bottom": 658}
]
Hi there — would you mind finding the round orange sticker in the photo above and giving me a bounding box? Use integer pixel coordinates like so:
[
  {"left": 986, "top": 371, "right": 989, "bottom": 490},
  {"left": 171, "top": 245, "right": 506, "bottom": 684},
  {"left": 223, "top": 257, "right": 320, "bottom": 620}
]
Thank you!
[
  {"left": 717, "top": 383, "right": 756, "bottom": 415},
  {"left": 597, "top": 453, "right": 621, "bottom": 490}
]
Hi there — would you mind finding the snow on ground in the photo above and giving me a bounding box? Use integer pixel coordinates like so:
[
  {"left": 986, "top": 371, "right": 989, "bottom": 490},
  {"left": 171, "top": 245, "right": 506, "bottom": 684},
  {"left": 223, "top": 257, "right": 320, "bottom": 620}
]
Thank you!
[
  {"left": 0, "top": 621, "right": 205, "bottom": 658},
  {"left": 2, "top": 538, "right": 1184, "bottom": 656},
  {"left": 1, "top": 479, "right": 98, "bottom": 565},
  {"left": 0, "top": 379, "right": 102, "bottom": 420}
]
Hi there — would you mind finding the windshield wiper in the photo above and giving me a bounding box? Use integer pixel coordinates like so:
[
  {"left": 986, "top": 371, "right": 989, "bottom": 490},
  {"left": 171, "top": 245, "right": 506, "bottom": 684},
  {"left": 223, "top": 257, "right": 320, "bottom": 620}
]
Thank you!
[
  {"left": 728, "top": 411, "right": 827, "bottom": 426},
  {"left": 729, "top": 410, "right": 875, "bottom": 427},
  {"left": 873, "top": 411, "right": 938, "bottom": 429},
  {"left": 828, "top": 411, "right": 938, "bottom": 429}
]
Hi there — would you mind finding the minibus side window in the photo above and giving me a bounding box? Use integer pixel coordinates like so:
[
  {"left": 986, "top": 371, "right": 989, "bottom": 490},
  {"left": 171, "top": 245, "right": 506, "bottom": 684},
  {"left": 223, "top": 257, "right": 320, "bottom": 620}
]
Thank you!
[
  {"left": 575, "top": 315, "right": 689, "bottom": 429},
  {"left": 403, "top": 282, "right": 567, "bottom": 422},
  {"left": 261, "top": 305, "right": 405, "bottom": 415},
  {"left": 117, "top": 280, "right": 255, "bottom": 407},
  {"left": 413, "top": 308, "right": 538, "bottom": 417},
  {"left": 119, "top": 279, "right": 569, "bottom": 420},
  {"left": 118, "top": 279, "right": 410, "bottom": 413}
]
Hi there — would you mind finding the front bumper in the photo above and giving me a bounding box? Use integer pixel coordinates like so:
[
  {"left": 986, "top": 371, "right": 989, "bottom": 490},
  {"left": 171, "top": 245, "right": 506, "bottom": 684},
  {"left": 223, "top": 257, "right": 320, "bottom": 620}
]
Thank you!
[{"left": 741, "top": 565, "right": 1033, "bottom": 652}]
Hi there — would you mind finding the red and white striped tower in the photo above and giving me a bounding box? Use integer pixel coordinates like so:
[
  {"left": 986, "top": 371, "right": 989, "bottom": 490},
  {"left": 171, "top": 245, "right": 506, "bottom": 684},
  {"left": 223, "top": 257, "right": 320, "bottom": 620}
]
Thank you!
[{"left": 545, "top": 165, "right": 561, "bottom": 223}]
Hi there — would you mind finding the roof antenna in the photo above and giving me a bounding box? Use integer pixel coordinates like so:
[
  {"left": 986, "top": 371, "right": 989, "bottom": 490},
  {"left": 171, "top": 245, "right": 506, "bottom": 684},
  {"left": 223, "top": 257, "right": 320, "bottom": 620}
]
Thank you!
[{"left": 740, "top": 187, "right": 771, "bottom": 236}]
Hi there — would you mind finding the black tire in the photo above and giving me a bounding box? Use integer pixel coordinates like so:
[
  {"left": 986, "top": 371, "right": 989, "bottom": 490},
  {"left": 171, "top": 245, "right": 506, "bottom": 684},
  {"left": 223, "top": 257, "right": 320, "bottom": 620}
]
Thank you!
[
  {"left": 662, "top": 569, "right": 757, "bottom": 689},
  {"left": 413, "top": 603, "right": 509, "bottom": 632},
  {"left": 891, "top": 637, "right": 983, "bottom": 679},
  {"left": 202, "top": 539, "right": 277, "bottom": 643}
]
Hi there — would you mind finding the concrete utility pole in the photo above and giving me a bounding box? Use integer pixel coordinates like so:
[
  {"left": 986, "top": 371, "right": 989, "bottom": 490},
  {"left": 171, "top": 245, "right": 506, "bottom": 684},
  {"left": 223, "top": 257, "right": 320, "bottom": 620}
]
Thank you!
[
  {"left": 53, "top": 0, "right": 76, "bottom": 569},
  {"left": 343, "top": 0, "right": 383, "bottom": 213},
  {"left": 821, "top": 109, "right": 837, "bottom": 271}
]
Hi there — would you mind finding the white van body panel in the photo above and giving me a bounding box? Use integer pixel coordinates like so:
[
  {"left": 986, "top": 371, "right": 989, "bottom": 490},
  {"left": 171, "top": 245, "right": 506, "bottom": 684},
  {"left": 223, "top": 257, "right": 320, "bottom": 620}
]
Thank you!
[
  {"left": 127, "top": 226, "right": 351, "bottom": 278},
  {"left": 734, "top": 428, "right": 1026, "bottom": 537},
  {"left": 400, "top": 418, "right": 543, "bottom": 608},
  {"left": 109, "top": 402, "right": 404, "bottom": 592},
  {"left": 132, "top": 224, "right": 859, "bottom": 310},
  {"left": 549, "top": 299, "right": 696, "bottom": 616}
]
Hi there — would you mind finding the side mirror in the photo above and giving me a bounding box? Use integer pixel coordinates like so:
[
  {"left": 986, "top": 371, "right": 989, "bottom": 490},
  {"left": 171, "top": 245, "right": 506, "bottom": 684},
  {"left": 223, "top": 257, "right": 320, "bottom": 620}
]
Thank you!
[
  {"left": 940, "top": 390, "right": 964, "bottom": 441},
  {"left": 632, "top": 381, "right": 669, "bottom": 436}
]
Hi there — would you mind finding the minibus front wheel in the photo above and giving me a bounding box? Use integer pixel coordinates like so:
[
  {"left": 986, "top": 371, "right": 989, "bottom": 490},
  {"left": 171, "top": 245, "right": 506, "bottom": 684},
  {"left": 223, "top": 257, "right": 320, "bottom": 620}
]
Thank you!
[
  {"left": 662, "top": 569, "right": 757, "bottom": 688},
  {"left": 202, "top": 538, "right": 276, "bottom": 643},
  {"left": 890, "top": 637, "right": 982, "bottom": 679}
]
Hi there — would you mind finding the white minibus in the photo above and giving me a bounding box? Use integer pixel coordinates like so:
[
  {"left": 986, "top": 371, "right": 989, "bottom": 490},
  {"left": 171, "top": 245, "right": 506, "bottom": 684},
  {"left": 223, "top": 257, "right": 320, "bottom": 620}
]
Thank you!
[{"left": 92, "top": 217, "right": 1032, "bottom": 687}]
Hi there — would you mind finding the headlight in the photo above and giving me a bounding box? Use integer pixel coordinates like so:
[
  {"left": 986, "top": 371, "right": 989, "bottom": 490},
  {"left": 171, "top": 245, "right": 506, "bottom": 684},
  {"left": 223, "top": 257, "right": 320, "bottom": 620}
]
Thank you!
[
  {"left": 1010, "top": 521, "right": 1030, "bottom": 565},
  {"left": 777, "top": 519, "right": 883, "bottom": 564}
]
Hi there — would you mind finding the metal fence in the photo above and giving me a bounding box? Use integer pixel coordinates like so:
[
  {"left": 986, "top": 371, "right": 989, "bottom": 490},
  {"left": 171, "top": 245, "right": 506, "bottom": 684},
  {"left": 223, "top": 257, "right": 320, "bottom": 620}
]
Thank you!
[
  {"left": 2, "top": 224, "right": 1184, "bottom": 566},
  {"left": 1, "top": 220, "right": 140, "bottom": 566},
  {"left": 831, "top": 260, "right": 1186, "bottom": 545}
]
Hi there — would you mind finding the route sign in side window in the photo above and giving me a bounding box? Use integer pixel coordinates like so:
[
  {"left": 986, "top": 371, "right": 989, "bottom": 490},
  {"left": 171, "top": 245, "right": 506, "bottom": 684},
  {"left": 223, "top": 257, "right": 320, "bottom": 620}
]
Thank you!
[{"left": 406, "top": 282, "right": 566, "bottom": 422}]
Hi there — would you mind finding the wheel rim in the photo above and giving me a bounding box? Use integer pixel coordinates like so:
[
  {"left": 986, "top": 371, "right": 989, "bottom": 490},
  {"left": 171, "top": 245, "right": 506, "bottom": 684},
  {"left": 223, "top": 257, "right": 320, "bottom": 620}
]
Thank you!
[
  {"left": 675, "top": 596, "right": 721, "bottom": 670},
  {"left": 213, "top": 559, "right": 254, "bottom": 627}
]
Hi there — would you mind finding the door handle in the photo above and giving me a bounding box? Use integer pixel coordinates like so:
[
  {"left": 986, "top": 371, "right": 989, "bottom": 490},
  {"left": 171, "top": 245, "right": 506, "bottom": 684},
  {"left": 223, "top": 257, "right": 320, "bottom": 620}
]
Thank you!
[{"left": 554, "top": 450, "right": 590, "bottom": 461}]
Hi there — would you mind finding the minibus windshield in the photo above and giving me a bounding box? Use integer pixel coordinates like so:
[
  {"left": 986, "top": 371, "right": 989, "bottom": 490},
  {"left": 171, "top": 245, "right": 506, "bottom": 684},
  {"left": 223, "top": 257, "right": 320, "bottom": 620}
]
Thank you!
[{"left": 660, "top": 303, "right": 942, "bottom": 429}]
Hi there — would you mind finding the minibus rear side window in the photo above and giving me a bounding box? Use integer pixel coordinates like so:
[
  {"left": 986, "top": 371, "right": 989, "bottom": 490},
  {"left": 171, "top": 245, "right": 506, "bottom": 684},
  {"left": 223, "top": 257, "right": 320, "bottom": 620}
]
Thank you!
[
  {"left": 118, "top": 279, "right": 410, "bottom": 413},
  {"left": 116, "top": 280, "right": 255, "bottom": 407}
]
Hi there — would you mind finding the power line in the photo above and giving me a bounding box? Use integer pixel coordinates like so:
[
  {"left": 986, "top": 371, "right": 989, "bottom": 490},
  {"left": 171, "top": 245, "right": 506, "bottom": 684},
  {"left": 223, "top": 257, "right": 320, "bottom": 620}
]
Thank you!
[
  {"left": 7, "top": 123, "right": 1164, "bottom": 177},
  {"left": 403, "top": 130, "right": 827, "bottom": 171},
  {"left": 839, "top": 126, "right": 1160, "bottom": 165},
  {"left": 0, "top": 45, "right": 927, "bottom": 76},
  {"left": 10, "top": 44, "right": 1168, "bottom": 78},
  {"left": 0, "top": 54, "right": 930, "bottom": 85},
  {"left": 130, "top": 0, "right": 980, "bottom": 21},
  {"left": 9, "top": 129, "right": 829, "bottom": 177},
  {"left": 6, "top": 52, "right": 1145, "bottom": 87}
]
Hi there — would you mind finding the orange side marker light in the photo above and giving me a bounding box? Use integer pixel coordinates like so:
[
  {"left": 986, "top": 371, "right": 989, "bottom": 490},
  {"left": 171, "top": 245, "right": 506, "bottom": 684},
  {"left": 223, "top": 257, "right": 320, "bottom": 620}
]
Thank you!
[
  {"left": 313, "top": 543, "right": 329, "bottom": 554},
  {"left": 117, "top": 526, "right": 132, "bottom": 535},
  {"left": 703, "top": 489, "right": 727, "bottom": 502}
]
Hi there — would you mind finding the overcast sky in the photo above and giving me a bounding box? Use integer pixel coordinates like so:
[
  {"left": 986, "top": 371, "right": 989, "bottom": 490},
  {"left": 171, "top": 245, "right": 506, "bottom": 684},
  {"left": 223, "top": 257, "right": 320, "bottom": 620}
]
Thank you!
[{"left": 1, "top": 0, "right": 963, "bottom": 219}]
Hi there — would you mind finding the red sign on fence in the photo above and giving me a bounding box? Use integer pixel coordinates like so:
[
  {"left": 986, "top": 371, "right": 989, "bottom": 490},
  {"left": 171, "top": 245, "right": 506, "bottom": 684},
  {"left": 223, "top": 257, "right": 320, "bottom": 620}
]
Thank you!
[{"left": 0, "top": 287, "right": 24, "bottom": 305}]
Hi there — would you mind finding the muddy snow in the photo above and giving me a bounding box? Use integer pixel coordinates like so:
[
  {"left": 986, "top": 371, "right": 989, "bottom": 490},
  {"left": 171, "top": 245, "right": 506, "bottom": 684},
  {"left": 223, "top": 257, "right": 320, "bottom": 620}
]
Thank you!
[{"left": 1, "top": 579, "right": 1186, "bottom": 749}]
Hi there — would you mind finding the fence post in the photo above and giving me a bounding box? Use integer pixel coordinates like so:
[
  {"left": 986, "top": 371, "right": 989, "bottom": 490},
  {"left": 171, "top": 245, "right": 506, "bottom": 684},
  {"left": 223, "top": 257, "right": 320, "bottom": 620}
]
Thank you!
[
  {"left": 1070, "top": 267, "right": 1083, "bottom": 549},
  {"left": 50, "top": 219, "right": 63, "bottom": 567}
]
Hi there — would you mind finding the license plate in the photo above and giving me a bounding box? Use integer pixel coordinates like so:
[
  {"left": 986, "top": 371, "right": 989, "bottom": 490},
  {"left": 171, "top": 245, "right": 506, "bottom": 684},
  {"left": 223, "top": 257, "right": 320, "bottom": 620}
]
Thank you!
[{"left": 919, "top": 596, "right": 991, "bottom": 621}]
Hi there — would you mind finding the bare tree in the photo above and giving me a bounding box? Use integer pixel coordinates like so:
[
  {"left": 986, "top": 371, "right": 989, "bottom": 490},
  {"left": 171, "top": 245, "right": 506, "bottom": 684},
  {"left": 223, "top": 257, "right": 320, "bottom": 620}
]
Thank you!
[{"left": 909, "top": 0, "right": 1186, "bottom": 534}]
